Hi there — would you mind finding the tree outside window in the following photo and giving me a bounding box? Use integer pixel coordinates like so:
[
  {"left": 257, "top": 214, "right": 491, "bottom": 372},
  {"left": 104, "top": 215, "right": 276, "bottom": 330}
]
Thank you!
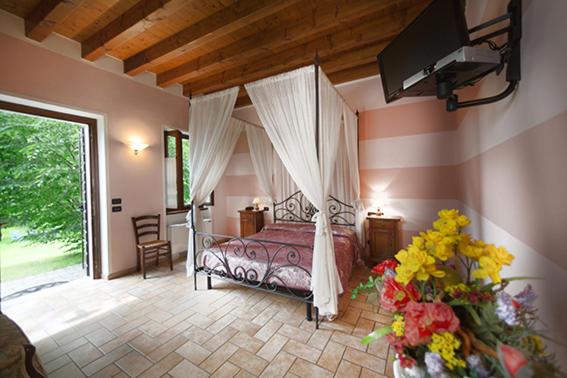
[{"left": 164, "top": 130, "right": 213, "bottom": 213}]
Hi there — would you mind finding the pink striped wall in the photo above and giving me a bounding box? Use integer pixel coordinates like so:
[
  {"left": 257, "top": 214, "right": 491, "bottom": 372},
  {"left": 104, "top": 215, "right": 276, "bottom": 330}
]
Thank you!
[{"left": 217, "top": 97, "right": 462, "bottom": 246}]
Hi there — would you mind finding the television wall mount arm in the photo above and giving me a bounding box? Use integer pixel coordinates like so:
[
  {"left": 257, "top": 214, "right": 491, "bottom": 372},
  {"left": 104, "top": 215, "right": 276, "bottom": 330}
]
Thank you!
[{"left": 444, "top": 0, "right": 521, "bottom": 111}]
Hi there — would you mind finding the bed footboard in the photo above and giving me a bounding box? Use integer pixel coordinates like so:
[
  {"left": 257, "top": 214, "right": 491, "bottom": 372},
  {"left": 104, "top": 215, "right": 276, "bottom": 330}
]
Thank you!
[{"left": 193, "top": 232, "right": 319, "bottom": 328}]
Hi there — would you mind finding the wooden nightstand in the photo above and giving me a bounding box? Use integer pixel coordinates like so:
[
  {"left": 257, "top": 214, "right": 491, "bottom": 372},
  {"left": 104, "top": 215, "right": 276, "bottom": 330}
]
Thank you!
[
  {"left": 238, "top": 209, "right": 266, "bottom": 237},
  {"left": 367, "top": 215, "right": 402, "bottom": 266}
]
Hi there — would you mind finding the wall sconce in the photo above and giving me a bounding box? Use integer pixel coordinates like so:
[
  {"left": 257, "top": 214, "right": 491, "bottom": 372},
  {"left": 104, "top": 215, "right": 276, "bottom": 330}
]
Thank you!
[{"left": 129, "top": 141, "right": 149, "bottom": 155}]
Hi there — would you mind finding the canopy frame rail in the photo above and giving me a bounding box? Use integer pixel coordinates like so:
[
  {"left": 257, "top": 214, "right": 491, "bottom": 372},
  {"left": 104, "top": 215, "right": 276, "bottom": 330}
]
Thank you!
[{"left": 193, "top": 231, "right": 320, "bottom": 328}]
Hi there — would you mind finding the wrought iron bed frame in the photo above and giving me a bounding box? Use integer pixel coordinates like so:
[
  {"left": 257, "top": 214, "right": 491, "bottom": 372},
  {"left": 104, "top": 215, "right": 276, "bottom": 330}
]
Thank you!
[{"left": 192, "top": 191, "right": 355, "bottom": 328}]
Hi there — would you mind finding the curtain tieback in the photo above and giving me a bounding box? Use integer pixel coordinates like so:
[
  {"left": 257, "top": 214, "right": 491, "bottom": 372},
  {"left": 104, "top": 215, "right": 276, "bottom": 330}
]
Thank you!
[{"left": 312, "top": 211, "right": 330, "bottom": 235}]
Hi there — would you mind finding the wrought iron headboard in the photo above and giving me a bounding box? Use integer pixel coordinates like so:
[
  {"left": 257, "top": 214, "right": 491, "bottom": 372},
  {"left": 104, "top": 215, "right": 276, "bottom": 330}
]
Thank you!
[{"left": 273, "top": 191, "right": 355, "bottom": 227}]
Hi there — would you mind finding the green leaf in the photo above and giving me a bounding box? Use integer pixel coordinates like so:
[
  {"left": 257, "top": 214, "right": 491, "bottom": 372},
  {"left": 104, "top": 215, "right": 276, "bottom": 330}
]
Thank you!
[
  {"left": 361, "top": 326, "right": 392, "bottom": 345},
  {"left": 465, "top": 305, "right": 483, "bottom": 326}
]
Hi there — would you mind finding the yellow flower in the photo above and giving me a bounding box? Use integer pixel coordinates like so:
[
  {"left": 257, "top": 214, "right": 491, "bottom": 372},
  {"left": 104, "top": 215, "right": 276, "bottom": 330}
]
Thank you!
[
  {"left": 433, "top": 218, "right": 458, "bottom": 235},
  {"left": 432, "top": 236, "right": 458, "bottom": 261},
  {"left": 460, "top": 238, "right": 485, "bottom": 260},
  {"left": 438, "top": 209, "right": 459, "bottom": 220},
  {"left": 395, "top": 246, "right": 445, "bottom": 285},
  {"left": 473, "top": 255, "right": 502, "bottom": 282},
  {"left": 472, "top": 244, "right": 515, "bottom": 283},
  {"left": 428, "top": 332, "right": 466, "bottom": 370},
  {"left": 456, "top": 214, "right": 470, "bottom": 227},
  {"left": 487, "top": 245, "right": 514, "bottom": 266},
  {"left": 444, "top": 283, "right": 470, "bottom": 297},
  {"left": 391, "top": 315, "right": 405, "bottom": 337},
  {"left": 411, "top": 236, "right": 426, "bottom": 249},
  {"left": 524, "top": 335, "right": 545, "bottom": 355},
  {"left": 434, "top": 210, "right": 470, "bottom": 235}
]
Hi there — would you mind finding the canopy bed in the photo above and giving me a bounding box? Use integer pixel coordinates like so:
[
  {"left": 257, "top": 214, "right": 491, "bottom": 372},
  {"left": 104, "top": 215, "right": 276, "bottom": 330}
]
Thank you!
[{"left": 186, "top": 61, "right": 365, "bottom": 328}]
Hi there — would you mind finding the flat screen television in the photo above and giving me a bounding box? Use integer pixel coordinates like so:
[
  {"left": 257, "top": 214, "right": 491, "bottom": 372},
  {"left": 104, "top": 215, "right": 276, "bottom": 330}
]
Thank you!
[{"left": 377, "top": 0, "right": 469, "bottom": 103}]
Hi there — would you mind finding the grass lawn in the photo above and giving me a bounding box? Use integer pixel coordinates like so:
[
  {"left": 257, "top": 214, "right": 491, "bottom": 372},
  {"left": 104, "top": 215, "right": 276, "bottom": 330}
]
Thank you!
[{"left": 0, "top": 228, "right": 82, "bottom": 282}]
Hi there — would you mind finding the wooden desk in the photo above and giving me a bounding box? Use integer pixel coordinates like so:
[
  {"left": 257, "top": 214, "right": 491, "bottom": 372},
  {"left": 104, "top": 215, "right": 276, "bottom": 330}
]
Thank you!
[
  {"left": 367, "top": 215, "right": 402, "bottom": 265},
  {"left": 239, "top": 209, "right": 266, "bottom": 237}
]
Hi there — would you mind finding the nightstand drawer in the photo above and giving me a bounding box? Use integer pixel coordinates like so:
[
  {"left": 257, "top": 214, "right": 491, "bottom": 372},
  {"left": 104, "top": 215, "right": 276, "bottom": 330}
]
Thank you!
[{"left": 369, "top": 219, "right": 396, "bottom": 230}]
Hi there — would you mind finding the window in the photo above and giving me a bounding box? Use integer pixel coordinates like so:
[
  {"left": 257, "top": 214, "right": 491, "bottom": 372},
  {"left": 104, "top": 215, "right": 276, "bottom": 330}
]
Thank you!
[{"left": 164, "top": 130, "right": 213, "bottom": 213}]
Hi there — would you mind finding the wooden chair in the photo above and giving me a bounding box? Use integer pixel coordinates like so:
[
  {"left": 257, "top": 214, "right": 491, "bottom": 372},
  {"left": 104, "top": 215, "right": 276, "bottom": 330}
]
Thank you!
[{"left": 131, "top": 214, "right": 172, "bottom": 279}]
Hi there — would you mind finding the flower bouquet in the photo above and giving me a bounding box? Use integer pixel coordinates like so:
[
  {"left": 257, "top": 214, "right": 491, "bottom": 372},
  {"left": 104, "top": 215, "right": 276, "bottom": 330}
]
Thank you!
[{"left": 352, "top": 209, "right": 561, "bottom": 377}]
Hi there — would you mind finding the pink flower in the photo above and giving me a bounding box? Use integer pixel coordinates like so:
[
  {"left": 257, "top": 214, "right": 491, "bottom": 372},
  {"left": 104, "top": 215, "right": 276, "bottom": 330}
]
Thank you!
[
  {"left": 403, "top": 302, "right": 460, "bottom": 345},
  {"left": 498, "top": 344, "right": 530, "bottom": 378}
]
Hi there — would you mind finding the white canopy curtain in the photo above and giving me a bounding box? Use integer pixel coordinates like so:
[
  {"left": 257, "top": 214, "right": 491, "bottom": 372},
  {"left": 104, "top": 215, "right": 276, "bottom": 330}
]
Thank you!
[
  {"left": 245, "top": 122, "right": 276, "bottom": 201},
  {"left": 245, "top": 65, "right": 344, "bottom": 316},
  {"left": 186, "top": 87, "right": 240, "bottom": 275},
  {"left": 273, "top": 152, "right": 298, "bottom": 201},
  {"left": 343, "top": 104, "right": 366, "bottom": 253},
  {"left": 331, "top": 123, "right": 354, "bottom": 206}
]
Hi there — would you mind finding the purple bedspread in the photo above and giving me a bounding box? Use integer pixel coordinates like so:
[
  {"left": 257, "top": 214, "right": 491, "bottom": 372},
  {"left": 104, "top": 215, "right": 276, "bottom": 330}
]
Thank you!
[{"left": 201, "top": 223, "right": 359, "bottom": 292}]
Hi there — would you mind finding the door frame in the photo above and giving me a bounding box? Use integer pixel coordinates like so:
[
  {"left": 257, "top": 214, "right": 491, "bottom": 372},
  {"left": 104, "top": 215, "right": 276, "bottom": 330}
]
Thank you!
[{"left": 0, "top": 100, "right": 102, "bottom": 279}]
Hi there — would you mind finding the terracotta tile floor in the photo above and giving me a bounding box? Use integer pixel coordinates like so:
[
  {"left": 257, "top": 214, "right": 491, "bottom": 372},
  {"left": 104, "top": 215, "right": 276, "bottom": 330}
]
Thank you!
[{"left": 2, "top": 262, "right": 395, "bottom": 377}]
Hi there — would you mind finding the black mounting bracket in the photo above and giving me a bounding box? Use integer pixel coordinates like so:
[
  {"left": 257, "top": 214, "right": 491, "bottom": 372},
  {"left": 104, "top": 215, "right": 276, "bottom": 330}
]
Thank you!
[{"left": 445, "top": 0, "right": 522, "bottom": 112}]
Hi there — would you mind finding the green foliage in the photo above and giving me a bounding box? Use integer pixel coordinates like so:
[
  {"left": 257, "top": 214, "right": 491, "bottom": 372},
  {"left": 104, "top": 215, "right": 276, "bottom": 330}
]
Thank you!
[
  {"left": 361, "top": 326, "right": 392, "bottom": 345},
  {"left": 182, "top": 138, "right": 190, "bottom": 205},
  {"left": 0, "top": 111, "right": 83, "bottom": 251},
  {"left": 0, "top": 228, "right": 82, "bottom": 281},
  {"left": 351, "top": 275, "right": 380, "bottom": 299}
]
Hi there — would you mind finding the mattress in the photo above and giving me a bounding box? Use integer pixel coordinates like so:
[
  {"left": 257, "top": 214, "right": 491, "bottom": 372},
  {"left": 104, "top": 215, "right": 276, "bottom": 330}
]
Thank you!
[{"left": 200, "top": 223, "right": 359, "bottom": 293}]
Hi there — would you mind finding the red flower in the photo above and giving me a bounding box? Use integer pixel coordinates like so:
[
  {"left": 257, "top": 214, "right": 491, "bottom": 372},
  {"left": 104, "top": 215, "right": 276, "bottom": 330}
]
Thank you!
[
  {"left": 387, "top": 333, "right": 408, "bottom": 351},
  {"left": 380, "top": 277, "right": 421, "bottom": 312},
  {"left": 371, "top": 259, "right": 398, "bottom": 275},
  {"left": 403, "top": 302, "right": 460, "bottom": 345},
  {"left": 398, "top": 354, "right": 417, "bottom": 369}
]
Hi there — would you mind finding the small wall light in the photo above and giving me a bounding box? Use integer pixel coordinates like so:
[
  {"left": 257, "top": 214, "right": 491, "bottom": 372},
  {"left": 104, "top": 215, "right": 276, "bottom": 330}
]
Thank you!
[{"left": 129, "top": 141, "right": 149, "bottom": 155}]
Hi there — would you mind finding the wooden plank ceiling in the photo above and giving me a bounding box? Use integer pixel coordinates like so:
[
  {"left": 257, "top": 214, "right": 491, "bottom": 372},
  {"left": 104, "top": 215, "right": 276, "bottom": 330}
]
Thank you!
[{"left": 0, "top": 0, "right": 430, "bottom": 107}]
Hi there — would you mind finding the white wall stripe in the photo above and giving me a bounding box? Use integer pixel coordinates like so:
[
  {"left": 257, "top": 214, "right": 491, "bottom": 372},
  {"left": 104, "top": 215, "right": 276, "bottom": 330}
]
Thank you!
[
  {"left": 457, "top": 1, "right": 567, "bottom": 163},
  {"left": 359, "top": 131, "right": 458, "bottom": 169}
]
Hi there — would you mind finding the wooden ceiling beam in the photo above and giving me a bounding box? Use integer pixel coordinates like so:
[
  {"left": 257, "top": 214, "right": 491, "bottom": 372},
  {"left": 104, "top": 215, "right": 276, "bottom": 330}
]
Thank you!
[
  {"left": 326, "top": 62, "right": 380, "bottom": 84},
  {"left": 234, "top": 62, "right": 381, "bottom": 109},
  {"left": 81, "top": 0, "right": 179, "bottom": 61},
  {"left": 183, "top": 41, "right": 389, "bottom": 95},
  {"left": 158, "top": 0, "right": 428, "bottom": 88},
  {"left": 123, "top": 0, "right": 299, "bottom": 76},
  {"left": 25, "top": 0, "right": 85, "bottom": 41},
  {"left": 182, "top": 35, "right": 391, "bottom": 97}
]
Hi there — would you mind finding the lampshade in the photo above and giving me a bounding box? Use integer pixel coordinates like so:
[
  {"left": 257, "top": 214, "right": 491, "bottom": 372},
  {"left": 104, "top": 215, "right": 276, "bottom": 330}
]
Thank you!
[{"left": 129, "top": 141, "right": 149, "bottom": 155}]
